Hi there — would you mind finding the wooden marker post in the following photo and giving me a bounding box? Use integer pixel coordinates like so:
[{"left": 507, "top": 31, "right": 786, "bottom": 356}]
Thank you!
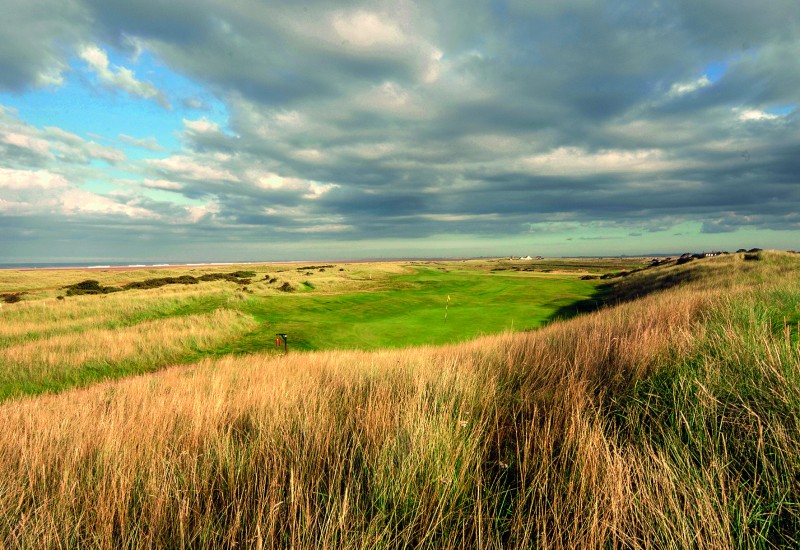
[{"left": 276, "top": 333, "right": 288, "bottom": 354}]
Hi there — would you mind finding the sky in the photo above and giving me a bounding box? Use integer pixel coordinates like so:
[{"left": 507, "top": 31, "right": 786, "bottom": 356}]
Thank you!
[{"left": 1, "top": 0, "right": 799, "bottom": 263}]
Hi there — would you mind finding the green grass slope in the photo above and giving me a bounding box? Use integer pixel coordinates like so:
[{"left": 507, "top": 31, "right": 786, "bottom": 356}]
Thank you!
[{"left": 233, "top": 266, "right": 598, "bottom": 351}]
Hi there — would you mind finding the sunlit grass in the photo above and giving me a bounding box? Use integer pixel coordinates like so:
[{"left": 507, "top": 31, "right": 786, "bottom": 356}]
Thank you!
[
  {"left": 0, "top": 308, "right": 255, "bottom": 400},
  {"left": 0, "top": 287, "right": 229, "bottom": 343}
]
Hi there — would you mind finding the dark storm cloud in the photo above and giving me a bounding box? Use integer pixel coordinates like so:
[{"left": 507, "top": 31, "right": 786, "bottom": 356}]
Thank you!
[
  {"left": 1, "top": 0, "right": 799, "bottom": 258},
  {"left": 0, "top": 0, "right": 88, "bottom": 90}
]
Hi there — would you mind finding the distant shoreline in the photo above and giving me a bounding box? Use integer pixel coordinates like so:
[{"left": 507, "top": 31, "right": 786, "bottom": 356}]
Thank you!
[
  {"left": 0, "top": 258, "right": 462, "bottom": 271},
  {"left": 0, "top": 261, "right": 264, "bottom": 272},
  {"left": 0, "top": 254, "right": 676, "bottom": 272}
]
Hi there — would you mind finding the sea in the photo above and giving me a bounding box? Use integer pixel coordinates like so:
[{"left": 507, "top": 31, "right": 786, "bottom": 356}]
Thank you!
[{"left": 0, "top": 261, "right": 263, "bottom": 270}]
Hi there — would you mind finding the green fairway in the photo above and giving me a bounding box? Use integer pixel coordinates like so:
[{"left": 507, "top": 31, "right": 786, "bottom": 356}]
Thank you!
[{"left": 231, "top": 267, "right": 600, "bottom": 352}]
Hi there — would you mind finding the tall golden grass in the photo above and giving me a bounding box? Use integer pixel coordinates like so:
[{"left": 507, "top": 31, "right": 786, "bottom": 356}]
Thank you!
[
  {"left": 0, "top": 307, "right": 255, "bottom": 399},
  {"left": 0, "top": 287, "right": 229, "bottom": 342},
  {"left": 0, "top": 253, "right": 798, "bottom": 548}
]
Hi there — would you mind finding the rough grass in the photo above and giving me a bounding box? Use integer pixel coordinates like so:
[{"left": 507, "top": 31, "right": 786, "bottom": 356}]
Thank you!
[
  {"left": 0, "top": 252, "right": 798, "bottom": 547},
  {"left": 0, "top": 308, "right": 255, "bottom": 400}
]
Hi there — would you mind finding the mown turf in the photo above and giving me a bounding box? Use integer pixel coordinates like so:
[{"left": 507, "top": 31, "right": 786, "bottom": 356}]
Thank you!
[{"left": 213, "top": 267, "right": 602, "bottom": 353}]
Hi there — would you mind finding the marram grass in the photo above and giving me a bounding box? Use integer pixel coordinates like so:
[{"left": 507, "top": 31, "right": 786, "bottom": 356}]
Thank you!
[{"left": 0, "top": 252, "right": 799, "bottom": 548}]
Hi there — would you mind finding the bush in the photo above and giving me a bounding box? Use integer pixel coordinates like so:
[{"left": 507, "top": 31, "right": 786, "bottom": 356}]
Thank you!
[
  {"left": 71, "top": 280, "right": 103, "bottom": 291},
  {"left": 64, "top": 280, "right": 121, "bottom": 296},
  {"left": 230, "top": 271, "right": 256, "bottom": 278},
  {"left": 123, "top": 276, "right": 200, "bottom": 290},
  {"left": 295, "top": 264, "right": 334, "bottom": 271},
  {"left": 278, "top": 282, "right": 294, "bottom": 292},
  {"left": 1, "top": 292, "right": 24, "bottom": 304},
  {"left": 198, "top": 273, "right": 251, "bottom": 284}
]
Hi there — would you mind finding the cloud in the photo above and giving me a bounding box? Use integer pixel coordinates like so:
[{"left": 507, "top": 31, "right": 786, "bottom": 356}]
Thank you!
[
  {"left": 0, "top": 0, "right": 87, "bottom": 91},
  {"left": 148, "top": 155, "right": 238, "bottom": 182},
  {"left": 1, "top": 131, "right": 51, "bottom": 157},
  {"left": 2, "top": 0, "right": 800, "bottom": 260},
  {"left": 0, "top": 167, "right": 69, "bottom": 189},
  {"left": 668, "top": 75, "right": 712, "bottom": 98},
  {"left": 119, "top": 134, "right": 163, "bottom": 151},
  {"left": 331, "top": 10, "right": 408, "bottom": 49},
  {"left": 0, "top": 106, "right": 127, "bottom": 168},
  {"left": 182, "top": 117, "right": 221, "bottom": 134},
  {"left": 142, "top": 178, "right": 183, "bottom": 191},
  {"left": 60, "top": 188, "right": 159, "bottom": 218},
  {"left": 290, "top": 223, "right": 353, "bottom": 234},
  {"left": 181, "top": 96, "right": 209, "bottom": 110},
  {"left": 736, "top": 109, "right": 780, "bottom": 122},
  {"left": 79, "top": 44, "right": 170, "bottom": 108},
  {"left": 185, "top": 200, "right": 219, "bottom": 223}
]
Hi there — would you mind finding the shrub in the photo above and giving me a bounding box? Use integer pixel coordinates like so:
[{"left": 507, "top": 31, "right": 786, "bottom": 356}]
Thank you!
[
  {"left": 198, "top": 273, "right": 251, "bottom": 284},
  {"left": 64, "top": 280, "right": 121, "bottom": 296},
  {"left": 1, "top": 292, "right": 24, "bottom": 304},
  {"left": 123, "top": 276, "right": 200, "bottom": 290},
  {"left": 295, "top": 264, "right": 334, "bottom": 271},
  {"left": 278, "top": 282, "right": 294, "bottom": 292},
  {"left": 71, "top": 280, "right": 103, "bottom": 291}
]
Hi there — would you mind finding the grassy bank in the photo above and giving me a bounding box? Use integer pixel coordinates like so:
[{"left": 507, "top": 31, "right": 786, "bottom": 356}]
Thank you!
[{"left": 0, "top": 252, "right": 798, "bottom": 547}]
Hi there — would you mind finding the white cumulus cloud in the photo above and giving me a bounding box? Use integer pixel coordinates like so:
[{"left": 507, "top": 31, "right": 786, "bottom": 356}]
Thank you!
[
  {"left": 736, "top": 108, "right": 780, "bottom": 121},
  {"left": 668, "top": 75, "right": 712, "bottom": 97},
  {"left": 332, "top": 11, "right": 407, "bottom": 49},
  {"left": 79, "top": 44, "right": 170, "bottom": 108},
  {"left": 60, "top": 188, "right": 158, "bottom": 219},
  {"left": 143, "top": 178, "right": 184, "bottom": 191},
  {"left": 148, "top": 155, "right": 239, "bottom": 182},
  {"left": 0, "top": 167, "right": 69, "bottom": 189}
]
